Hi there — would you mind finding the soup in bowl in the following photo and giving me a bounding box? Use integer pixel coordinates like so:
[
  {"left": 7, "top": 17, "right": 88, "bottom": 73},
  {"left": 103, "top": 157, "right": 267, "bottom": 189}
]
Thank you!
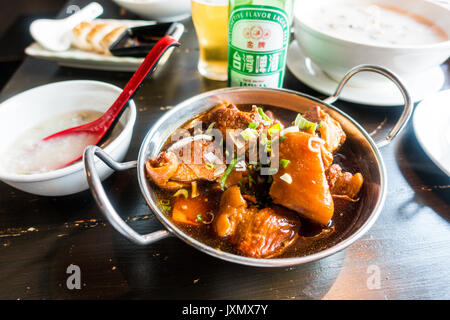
[{"left": 293, "top": 0, "right": 450, "bottom": 85}]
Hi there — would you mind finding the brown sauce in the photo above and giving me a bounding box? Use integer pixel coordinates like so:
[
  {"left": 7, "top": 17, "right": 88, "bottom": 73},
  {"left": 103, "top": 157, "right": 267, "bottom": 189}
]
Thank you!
[{"left": 151, "top": 104, "right": 364, "bottom": 258}]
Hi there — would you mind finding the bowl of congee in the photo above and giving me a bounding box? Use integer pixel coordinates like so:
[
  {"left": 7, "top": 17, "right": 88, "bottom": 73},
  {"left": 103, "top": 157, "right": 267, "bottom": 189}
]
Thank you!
[
  {"left": 293, "top": 0, "right": 450, "bottom": 86},
  {"left": 0, "top": 81, "right": 137, "bottom": 196}
]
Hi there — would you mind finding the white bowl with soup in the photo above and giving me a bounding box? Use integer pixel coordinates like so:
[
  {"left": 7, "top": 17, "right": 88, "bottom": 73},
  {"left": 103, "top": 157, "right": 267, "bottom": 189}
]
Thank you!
[
  {"left": 111, "top": 0, "right": 191, "bottom": 22},
  {"left": 0, "top": 80, "right": 137, "bottom": 196},
  {"left": 293, "top": 0, "right": 450, "bottom": 86}
]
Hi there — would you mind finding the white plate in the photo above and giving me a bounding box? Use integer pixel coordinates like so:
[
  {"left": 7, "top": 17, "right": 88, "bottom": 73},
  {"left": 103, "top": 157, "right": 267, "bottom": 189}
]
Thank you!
[
  {"left": 287, "top": 40, "right": 446, "bottom": 106},
  {"left": 413, "top": 89, "right": 450, "bottom": 177},
  {"left": 25, "top": 19, "right": 184, "bottom": 72}
]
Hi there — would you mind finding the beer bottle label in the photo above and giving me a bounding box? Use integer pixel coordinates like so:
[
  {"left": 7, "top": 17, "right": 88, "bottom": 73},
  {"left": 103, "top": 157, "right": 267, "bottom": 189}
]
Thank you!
[{"left": 228, "top": 5, "right": 290, "bottom": 88}]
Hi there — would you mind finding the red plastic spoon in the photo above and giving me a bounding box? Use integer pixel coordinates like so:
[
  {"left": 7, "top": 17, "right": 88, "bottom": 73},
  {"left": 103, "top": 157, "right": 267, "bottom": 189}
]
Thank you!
[{"left": 42, "top": 35, "right": 180, "bottom": 168}]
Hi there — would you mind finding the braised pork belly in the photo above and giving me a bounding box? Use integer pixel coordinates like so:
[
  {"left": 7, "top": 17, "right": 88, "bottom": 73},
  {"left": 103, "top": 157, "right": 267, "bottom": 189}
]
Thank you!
[{"left": 146, "top": 103, "right": 363, "bottom": 258}]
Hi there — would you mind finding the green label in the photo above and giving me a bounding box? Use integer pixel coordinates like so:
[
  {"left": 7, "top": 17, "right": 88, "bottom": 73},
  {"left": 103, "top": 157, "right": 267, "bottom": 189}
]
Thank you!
[{"left": 228, "top": 5, "right": 290, "bottom": 88}]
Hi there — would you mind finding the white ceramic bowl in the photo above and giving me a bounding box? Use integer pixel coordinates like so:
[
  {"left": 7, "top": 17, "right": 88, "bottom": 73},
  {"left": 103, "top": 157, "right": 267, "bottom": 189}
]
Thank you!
[
  {"left": 293, "top": 0, "right": 450, "bottom": 86},
  {"left": 111, "top": 0, "right": 191, "bottom": 22},
  {"left": 0, "top": 80, "right": 136, "bottom": 196}
]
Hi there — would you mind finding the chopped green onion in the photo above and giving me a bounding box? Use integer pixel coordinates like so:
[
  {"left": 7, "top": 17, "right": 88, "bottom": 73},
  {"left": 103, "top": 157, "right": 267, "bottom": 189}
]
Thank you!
[
  {"left": 173, "top": 189, "right": 189, "bottom": 198},
  {"left": 265, "top": 140, "right": 271, "bottom": 153},
  {"left": 267, "top": 167, "right": 278, "bottom": 175},
  {"left": 259, "top": 133, "right": 271, "bottom": 153},
  {"left": 257, "top": 107, "right": 272, "bottom": 123},
  {"left": 220, "top": 157, "right": 239, "bottom": 190},
  {"left": 268, "top": 123, "right": 281, "bottom": 136},
  {"left": 159, "top": 199, "right": 170, "bottom": 206},
  {"left": 205, "top": 163, "right": 215, "bottom": 170},
  {"left": 294, "top": 114, "right": 317, "bottom": 132},
  {"left": 161, "top": 205, "right": 172, "bottom": 212},
  {"left": 248, "top": 122, "right": 258, "bottom": 129},
  {"left": 240, "top": 128, "right": 258, "bottom": 141},
  {"left": 279, "top": 136, "right": 287, "bottom": 142},
  {"left": 280, "top": 159, "right": 290, "bottom": 168},
  {"left": 196, "top": 214, "right": 202, "bottom": 222},
  {"left": 205, "top": 122, "right": 215, "bottom": 135}
]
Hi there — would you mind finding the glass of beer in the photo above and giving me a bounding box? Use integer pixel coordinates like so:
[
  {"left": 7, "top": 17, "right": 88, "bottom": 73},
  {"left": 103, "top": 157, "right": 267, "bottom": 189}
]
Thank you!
[{"left": 191, "top": 0, "right": 228, "bottom": 81}]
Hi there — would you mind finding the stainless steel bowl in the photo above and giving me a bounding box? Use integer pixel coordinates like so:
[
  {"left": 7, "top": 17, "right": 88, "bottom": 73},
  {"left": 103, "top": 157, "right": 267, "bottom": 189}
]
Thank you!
[{"left": 84, "top": 65, "right": 412, "bottom": 267}]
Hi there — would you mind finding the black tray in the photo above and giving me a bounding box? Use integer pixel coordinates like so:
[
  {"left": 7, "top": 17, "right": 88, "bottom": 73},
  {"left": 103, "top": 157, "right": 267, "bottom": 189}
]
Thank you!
[{"left": 110, "top": 22, "right": 183, "bottom": 58}]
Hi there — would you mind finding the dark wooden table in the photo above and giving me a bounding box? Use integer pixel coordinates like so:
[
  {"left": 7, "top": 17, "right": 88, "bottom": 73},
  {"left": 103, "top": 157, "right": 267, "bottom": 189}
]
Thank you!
[{"left": 0, "top": 0, "right": 449, "bottom": 300}]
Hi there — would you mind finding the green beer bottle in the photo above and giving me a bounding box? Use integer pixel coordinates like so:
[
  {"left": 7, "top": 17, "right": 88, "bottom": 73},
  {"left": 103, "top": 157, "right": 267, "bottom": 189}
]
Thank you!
[{"left": 227, "top": 0, "right": 293, "bottom": 88}]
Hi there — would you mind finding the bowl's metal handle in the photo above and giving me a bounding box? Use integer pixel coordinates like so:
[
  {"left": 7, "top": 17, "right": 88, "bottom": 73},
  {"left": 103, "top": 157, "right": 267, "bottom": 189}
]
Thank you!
[
  {"left": 84, "top": 145, "right": 171, "bottom": 245},
  {"left": 323, "top": 65, "right": 413, "bottom": 148}
]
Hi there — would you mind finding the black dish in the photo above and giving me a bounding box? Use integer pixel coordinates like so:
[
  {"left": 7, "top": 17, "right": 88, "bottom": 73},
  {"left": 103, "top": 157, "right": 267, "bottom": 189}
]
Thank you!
[{"left": 110, "top": 23, "right": 180, "bottom": 57}]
